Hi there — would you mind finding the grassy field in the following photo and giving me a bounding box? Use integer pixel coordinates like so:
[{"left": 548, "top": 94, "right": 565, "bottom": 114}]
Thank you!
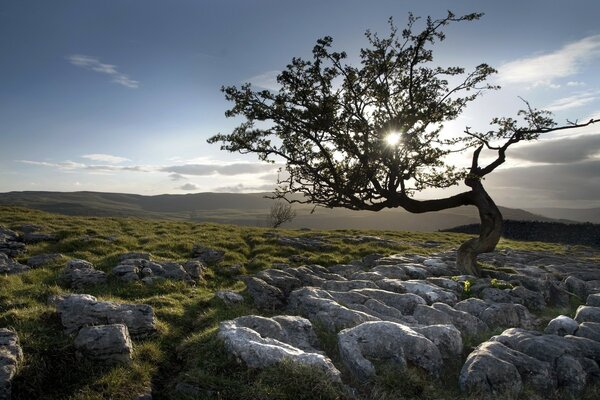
[{"left": 0, "top": 206, "right": 592, "bottom": 400}]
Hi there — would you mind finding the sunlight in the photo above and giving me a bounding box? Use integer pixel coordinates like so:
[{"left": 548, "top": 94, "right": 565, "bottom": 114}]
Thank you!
[{"left": 385, "top": 132, "right": 402, "bottom": 146}]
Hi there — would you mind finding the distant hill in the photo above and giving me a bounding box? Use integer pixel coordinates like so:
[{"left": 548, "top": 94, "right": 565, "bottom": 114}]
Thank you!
[
  {"left": 0, "top": 191, "right": 560, "bottom": 232},
  {"left": 528, "top": 207, "right": 600, "bottom": 224}
]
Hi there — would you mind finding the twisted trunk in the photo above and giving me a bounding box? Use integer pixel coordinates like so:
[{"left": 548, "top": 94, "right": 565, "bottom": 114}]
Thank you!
[{"left": 455, "top": 178, "right": 503, "bottom": 276}]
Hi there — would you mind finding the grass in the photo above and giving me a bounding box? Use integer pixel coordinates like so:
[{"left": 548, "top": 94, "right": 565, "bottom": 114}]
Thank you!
[{"left": 0, "top": 205, "right": 596, "bottom": 399}]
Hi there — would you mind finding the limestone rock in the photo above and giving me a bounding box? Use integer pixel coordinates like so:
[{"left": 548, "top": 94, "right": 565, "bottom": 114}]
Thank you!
[
  {"left": 55, "top": 294, "right": 156, "bottom": 338},
  {"left": 218, "top": 319, "right": 341, "bottom": 381},
  {"left": 288, "top": 287, "right": 379, "bottom": 331},
  {"left": 0, "top": 227, "right": 25, "bottom": 258},
  {"left": 338, "top": 321, "right": 443, "bottom": 381},
  {"left": 74, "top": 324, "right": 133, "bottom": 365},
  {"left": 575, "top": 322, "right": 600, "bottom": 342},
  {"left": 566, "top": 276, "right": 588, "bottom": 300},
  {"left": 232, "top": 315, "right": 320, "bottom": 352},
  {"left": 182, "top": 260, "right": 206, "bottom": 281},
  {"left": 431, "top": 302, "right": 489, "bottom": 338},
  {"left": 216, "top": 290, "right": 244, "bottom": 305},
  {"left": 545, "top": 315, "right": 579, "bottom": 336},
  {"left": 454, "top": 298, "right": 489, "bottom": 318},
  {"left": 245, "top": 277, "right": 285, "bottom": 309},
  {"left": 62, "top": 259, "right": 107, "bottom": 288},
  {"left": 0, "top": 253, "right": 29, "bottom": 275},
  {"left": 575, "top": 305, "right": 600, "bottom": 324},
  {"left": 0, "top": 329, "right": 23, "bottom": 400},
  {"left": 479, "top": 303, "right": 536, "bottom": 330},
  {"left": 192, "top": 245, "right": 224, "bottom": 264}
]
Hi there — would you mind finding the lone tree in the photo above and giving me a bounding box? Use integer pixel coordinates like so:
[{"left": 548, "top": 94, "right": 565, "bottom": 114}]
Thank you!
[
  {"left": 269, "top": 201, "right": 297, "bottom": 228},
  {"left": 209, "top": 12, "right": 598, "bottom": 276}
]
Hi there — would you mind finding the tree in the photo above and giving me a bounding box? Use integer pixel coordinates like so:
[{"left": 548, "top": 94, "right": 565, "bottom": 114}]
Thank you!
[
  {"left": 269, "top": 201, "right": 297, "bottom": 228},
  {"left": 208, "top": 12, "right": 598, "bottom": 276}
]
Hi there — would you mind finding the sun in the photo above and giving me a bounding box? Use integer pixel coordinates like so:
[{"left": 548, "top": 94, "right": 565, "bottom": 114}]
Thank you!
[{"left": 385, "top": 132, "right": 402, "bottom": 146}]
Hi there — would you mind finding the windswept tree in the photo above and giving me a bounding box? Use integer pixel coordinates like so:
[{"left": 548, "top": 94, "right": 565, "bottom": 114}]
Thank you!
[
  {"left": 209, "top": 12, "right": 598, "bottom": 276},
  {"left": 269, "top": 201, "right": 297, "bottom": 228}
]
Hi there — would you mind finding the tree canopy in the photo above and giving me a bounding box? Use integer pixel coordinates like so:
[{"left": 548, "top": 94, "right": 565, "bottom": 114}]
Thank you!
[{"left": 209, "top": 11, "right": 598, "bottom": 275}]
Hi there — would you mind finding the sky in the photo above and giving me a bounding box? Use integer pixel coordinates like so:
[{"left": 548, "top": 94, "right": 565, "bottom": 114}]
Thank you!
[{"left": 1, "top": 0, "right": 600, "bottom": 208}]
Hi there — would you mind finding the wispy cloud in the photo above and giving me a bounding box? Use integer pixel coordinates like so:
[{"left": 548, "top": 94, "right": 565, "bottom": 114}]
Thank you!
[
  {"left": 247, "top": 70, "right": 280, "bottom": 91},
  {"left": 545, "top": 91, "right": 600, "bottom": 111},
  {"left": 179, "top": 183, "right": 199, "bottom": 191},
  {"left": 160, "top": 162, "right": 280, "bottom": 176},
  {"left": 18, "top": 160, "right": 149, "bottom": 173},
  {"left": 498, "top": 34, "right": 600, "bottom": 87},
  {"left": 67, "top": 54, "right": 139, "bottom": 88},
  {"left": 168, "top": 173, "right": 186, "bottom": 181},
  {"left": 213, "top": 183, "right": 276, "bottom": 193},
  {"left": 81, "top": 154, "right": 130, "bottom": 164}
]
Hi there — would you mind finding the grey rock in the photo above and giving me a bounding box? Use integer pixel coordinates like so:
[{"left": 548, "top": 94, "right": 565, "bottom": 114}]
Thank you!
[
  {"left": 192, "top": 245, "right": 225, "bottom": 264},
  {"left": 545, "top": 315, "right": 579, "bottom": 336},
  {"left": 74, "top": 324, "right": 133, "bottom": 365},
  {"left": 245, "top": 277, "right": 285, "bottom": 309},
  {"left": 55, "top": 294, "right": 156, "bottom": 338},
  {"left": 587, "top": 294, "right": 600, "bottom": 307},
  {"left": 454, "top": 298, "right": 489, "bottom": 318},
  {"left": 426, "top": 277, "right": 463, "bottom": 294},
  {"left": 216, "top": 290, "right": 244, "bottom": 305},
  {"left": 576, "top": 322, "right": 600, "bottom": 342},
  {"left": 575, "top": 305, "right": 600, "bottom": 324},
  {"left": 511, "top": 285, "right": 546, "bottom": 311},
  {"left": 256, "top": 269, "right": 302, "bottom": 296},
  {"left": 182, "top": 260, "right": 205, "bottom": 280},
  {"left": 232, "top": 315, "right": 320, "bottom": 352},
  {"left": 338, "top": 321, "right": 443, "bottom": 381},
  {"left": 288, "top": 287, "right": 379, "bottom": 331},
  {"left": 380, "top": 279, "right": 458, "bottom": 305},
  {"left": 160, "top": 262, "right": 191, "bottom": 281},
  {"left": 0, "top": 253, "right": 29, "bottom": 275},
  {"left": 479, "top": 303, "right": 537, "bottom": 330},
  {"left": 26, "top": 253, "right": 64, "bottom": 268},
  {"left": 351, "top": 288, "right": 426, "bottom": 315},
  {"left": 0, "top": 227, "right": 25, "bottom": 258},
  {"left": 62, "top": 259, "right": 107, "bottom": 288},
  {"left": 411, "top": 324, "right": 463, "bottom": 359},
  {"left": 0, "top": 329, "right": 23, "bottom": 400},
  {"left": 113, "top": 264, "right": 139, "bottom": 278},
  {"left": 431, "top": 302, "right": 490, "bottom": 338},
  {"left": 480, "top": 287, "right": 515, "bottom": 304},
  {"left": 413, "top": 304, "right": 453, "bottom": 326},
  {"left": 327, "top": 264, "right": 364, "bottom": 278},
  {"left": 218, "top": 320, "right": 341, "bottom": 381},
  {"left": 371, "top": 265, "right": 408, "bottom": 280},
  {"left": 566, "top": 276, "right": 588, "bottom": 300},
  {"left": 321, "top": 280, "right": 377, "bottom": 292}
]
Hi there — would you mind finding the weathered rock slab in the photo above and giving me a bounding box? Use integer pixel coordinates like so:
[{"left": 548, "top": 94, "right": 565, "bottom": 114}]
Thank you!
[
  {"left": 74, "top": 324, "right": 133, "bottom": 365},
  {"left": 0, "top": 329, "right": 23, "bottom": 400}
]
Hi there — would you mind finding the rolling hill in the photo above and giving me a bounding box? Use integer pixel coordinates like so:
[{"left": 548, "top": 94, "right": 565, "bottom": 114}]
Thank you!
[{"left": 0, "top": 191, "right": 560, "bottom": 231}]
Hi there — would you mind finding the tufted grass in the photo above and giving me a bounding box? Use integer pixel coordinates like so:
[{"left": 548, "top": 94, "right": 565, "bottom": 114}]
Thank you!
[{"left": 0, "top": 205, "right": 598, "bottom": 399}]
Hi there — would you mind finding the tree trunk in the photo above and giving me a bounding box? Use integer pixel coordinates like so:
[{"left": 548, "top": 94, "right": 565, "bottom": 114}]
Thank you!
[{"left": 455, "top": 178, "right": 503, "bottom": 276}]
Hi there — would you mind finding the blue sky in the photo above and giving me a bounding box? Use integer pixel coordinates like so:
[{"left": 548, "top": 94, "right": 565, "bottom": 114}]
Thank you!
[{"left": 1, "top": 0, "right": 600, "bottom": 208}]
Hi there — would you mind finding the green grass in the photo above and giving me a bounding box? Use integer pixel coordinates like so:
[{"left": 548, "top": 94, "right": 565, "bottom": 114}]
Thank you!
[{"left": 0, "top": 205, "right": 596, "bottom": 400}]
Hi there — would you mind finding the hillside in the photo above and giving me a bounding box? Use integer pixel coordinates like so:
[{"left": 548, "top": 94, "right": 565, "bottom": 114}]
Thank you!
[{"left": 0, "top": 191, "right": 559, "bottom": 231}]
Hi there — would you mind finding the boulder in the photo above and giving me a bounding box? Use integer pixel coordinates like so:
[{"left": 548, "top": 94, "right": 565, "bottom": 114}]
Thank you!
[
  {"left": 61, "top": 259, "right": 107, "bottom": 288},
  {"left": 384, "top": 280, "right": 458, "bottom": 305},
  {"left": 54, "top": 294, "right": 156, "bottom": 338},
  {"left": 74, "top": 324, "right": 133, "bottom": 365},
  {"left": 511, "top": 285, "right": 546, "bottom": 311},
  {"left": 215, "top": 291, "right": 244, "bottom": 305},
  {"left": 0, "top": 227, "right": 25, "bottom": 258},
  {"left": 566, "top": 276, "right": 588, "bottom": 300},
  {"left": 0, "top": 329, "right": 23, "bottom": 400},
  {"left": 544, "top": 315, "right": 579, "bottom": 336},
  {"left": 588, "top": 294, "right": 600, "bottom": 307},
  {"left": 182, "top": 260, "right": 206, "bottom": 281},
  {"left": 338, "top": 321, "right": 443, "bottom": 381},
  {"left": 218, "top": 320, "right": 341, "bottom": 381},
  {"left": 576, "top": 322, "right": 600, "bottom": 342},
  {"left": 256, "top": 269, "right": 303, "bottom": 296},
  {"left": 232, "top": 315, "right": 320, "bottom": 352},
  {"left": 288, "top": 287, "right": 378, "bottom": 331},
  {"left": 411, "top": 324, "right": 463, "bottom": 359},
  {"left": 479, "top": 303, "right": 536, "bottom": 330},
  {"left": 575, "top": 305, "right": 600, "bottom": 324},
  {"left": 245, "top": 277, "right": 285, "bottom": 309},
  {"left": 350, "top": 289, "right": 426, "bottom": 315},
  {"left": 192, "top": 245, "right": 224, "bottom": 264},
  {"left": 454, "top": 298, "right": 489, "bottom": 318},
  {"left": 0, "top": 253, "right": 29, "bottom": 275},
  {"left": 431, "top": 302, "right": 489, "bottom": 338}
]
